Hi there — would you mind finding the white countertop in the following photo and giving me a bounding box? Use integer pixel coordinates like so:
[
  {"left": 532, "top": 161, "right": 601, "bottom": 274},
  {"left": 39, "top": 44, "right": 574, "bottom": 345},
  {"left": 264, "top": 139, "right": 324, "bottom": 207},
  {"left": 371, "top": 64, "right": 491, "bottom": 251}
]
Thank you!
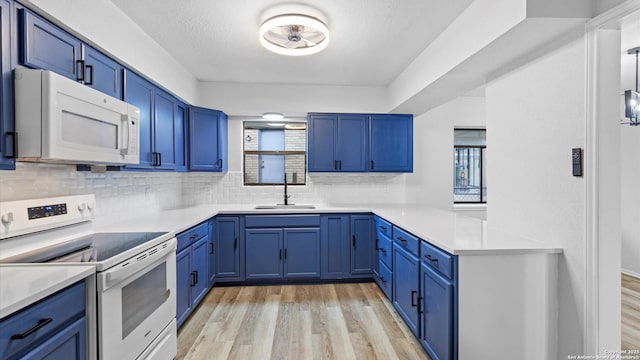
[
  {"left": 99, "top": 203, "right": 562, "bottom": 256},
  {"left": 0, "top": 264, "right": 95, "bottom": 319}
]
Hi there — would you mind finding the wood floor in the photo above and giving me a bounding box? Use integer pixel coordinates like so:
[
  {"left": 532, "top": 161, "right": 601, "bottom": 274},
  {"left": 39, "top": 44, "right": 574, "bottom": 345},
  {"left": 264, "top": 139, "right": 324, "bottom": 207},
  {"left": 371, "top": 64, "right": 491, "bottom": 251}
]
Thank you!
[
  {"left": 623, "top": 273, "right": 640, "bottom": 350},
  {"left": 177, "top": 282, "right": 429, "bottom": 360}
]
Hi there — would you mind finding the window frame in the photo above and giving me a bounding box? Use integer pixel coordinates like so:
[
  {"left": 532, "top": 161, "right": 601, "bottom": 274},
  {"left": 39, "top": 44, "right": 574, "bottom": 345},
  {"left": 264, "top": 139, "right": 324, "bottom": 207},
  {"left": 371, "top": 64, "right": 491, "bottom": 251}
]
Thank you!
[
  {"left": 453, "top": 128, "right": 486, "bottom": 204},
  {"left": 242, "top": 121, "right": 308, "bottom": 186}
]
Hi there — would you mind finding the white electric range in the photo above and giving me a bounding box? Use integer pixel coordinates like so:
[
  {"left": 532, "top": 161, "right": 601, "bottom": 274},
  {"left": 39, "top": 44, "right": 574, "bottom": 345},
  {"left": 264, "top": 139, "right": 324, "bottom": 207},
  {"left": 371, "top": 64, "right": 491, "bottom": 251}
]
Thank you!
[{"left": 0, "top": 195, "right": 177, "bottom": 360}]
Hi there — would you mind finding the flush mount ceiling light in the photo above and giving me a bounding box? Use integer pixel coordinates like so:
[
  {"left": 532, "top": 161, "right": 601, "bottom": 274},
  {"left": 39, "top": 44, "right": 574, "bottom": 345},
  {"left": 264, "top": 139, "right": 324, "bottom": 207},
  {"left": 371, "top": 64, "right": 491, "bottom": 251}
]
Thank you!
[
  {"left": 259, "top": 14, "right": 329, "bottom": 56},
  {"left": 262, "top": 112, "right": 284, "bottom": 120}
]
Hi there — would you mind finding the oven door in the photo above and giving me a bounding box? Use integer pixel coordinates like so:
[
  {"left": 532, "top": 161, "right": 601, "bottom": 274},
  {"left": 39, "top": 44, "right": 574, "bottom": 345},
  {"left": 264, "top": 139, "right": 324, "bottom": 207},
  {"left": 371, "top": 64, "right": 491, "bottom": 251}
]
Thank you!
[{"left": 97, "top": 238, "right": 176, "bottom": 360}]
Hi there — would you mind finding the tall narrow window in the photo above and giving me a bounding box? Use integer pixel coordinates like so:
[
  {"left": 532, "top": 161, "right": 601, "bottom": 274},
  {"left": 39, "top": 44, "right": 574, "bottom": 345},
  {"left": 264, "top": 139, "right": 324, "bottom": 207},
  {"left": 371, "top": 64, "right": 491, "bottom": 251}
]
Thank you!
[
  {"left": 454, "top": 129, "right": 486, "bottom": 203},
  {"left": 243, "top": 121, "right": 307, "bottom": 185}
]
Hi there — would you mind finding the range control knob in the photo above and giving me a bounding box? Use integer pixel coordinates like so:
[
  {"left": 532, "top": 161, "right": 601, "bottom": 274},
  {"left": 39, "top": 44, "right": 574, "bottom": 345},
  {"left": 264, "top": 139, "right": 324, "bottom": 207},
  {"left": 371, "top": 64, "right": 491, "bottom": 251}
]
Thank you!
[
  {"left": 87, "top": 202, "right": 95, "bottom": 211},
  {"left": 78, "top": 203, "right": 87, "bottom": 211},
  {"left": 2, "top": 212, "right": 14, "bottom": 224}
]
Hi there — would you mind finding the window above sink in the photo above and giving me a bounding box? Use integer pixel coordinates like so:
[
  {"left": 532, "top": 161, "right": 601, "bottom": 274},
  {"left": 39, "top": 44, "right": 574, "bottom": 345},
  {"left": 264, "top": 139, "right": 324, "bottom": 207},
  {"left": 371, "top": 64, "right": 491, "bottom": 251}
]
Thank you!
[{"left": 243, "top": 120, "right": 307, "bottom": 186}]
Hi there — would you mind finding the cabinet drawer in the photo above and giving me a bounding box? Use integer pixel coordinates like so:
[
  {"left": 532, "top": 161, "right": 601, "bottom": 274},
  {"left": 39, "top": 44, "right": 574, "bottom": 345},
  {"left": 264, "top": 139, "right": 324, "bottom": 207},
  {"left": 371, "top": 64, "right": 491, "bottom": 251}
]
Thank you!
[
  {"left": 177, "top": 222, "right": 209, "bottom": 251},
  {"left": 377, "top": 261, "right": 393, "bottom": 300},
  {"left": 0, "top": 281, "right": 85, "bottom": 360},
  {"left": 377, "top": 232, "right": 393, "bottom": 269},
  {"left": 421, "top": 241, "right": 454, "bottom": 280},
  {"left": 393, "top": 226, "right": 419, "bottom": 257},
  {"left": 375, "top": 217, "right": 392, "bottom": 238},
  {"left": 245, "top": 215, "right": 320, "bottom": 228}
]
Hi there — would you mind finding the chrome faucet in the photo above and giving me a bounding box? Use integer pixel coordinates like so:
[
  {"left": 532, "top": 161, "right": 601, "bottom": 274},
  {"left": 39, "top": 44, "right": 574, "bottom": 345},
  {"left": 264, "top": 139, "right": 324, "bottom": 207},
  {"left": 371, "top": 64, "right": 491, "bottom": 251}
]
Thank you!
[{"left": 283, "top": 172, "right": 291, "bottom": 205}]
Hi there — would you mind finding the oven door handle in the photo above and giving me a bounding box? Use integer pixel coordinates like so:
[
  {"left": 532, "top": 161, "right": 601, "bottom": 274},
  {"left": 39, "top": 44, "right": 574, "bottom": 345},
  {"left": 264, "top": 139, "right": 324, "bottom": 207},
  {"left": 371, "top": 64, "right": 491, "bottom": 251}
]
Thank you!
[{"left": 98, "top": 238, "right": 177, "bottom": 292}]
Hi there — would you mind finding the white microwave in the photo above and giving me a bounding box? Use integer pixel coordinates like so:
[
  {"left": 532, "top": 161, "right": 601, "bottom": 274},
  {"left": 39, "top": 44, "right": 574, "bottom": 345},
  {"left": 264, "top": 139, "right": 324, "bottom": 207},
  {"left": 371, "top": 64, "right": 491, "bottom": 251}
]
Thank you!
[{"left": 14, "top": 66, "right": 140, "bottom": 165}]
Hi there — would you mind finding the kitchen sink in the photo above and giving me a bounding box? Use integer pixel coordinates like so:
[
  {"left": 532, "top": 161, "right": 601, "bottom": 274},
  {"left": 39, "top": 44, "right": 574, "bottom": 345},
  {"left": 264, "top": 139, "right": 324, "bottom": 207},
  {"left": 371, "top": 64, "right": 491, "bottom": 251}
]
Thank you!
[{"left": 254, "top": 204, "right": 316, "bottom": 209}]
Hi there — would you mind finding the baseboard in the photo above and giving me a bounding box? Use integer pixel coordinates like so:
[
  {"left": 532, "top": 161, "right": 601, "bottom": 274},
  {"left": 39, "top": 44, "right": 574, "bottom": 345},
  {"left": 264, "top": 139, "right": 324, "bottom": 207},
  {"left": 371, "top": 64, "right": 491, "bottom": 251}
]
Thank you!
[{"left": 622, "top": 269, "right": 640, "bottom": 279}]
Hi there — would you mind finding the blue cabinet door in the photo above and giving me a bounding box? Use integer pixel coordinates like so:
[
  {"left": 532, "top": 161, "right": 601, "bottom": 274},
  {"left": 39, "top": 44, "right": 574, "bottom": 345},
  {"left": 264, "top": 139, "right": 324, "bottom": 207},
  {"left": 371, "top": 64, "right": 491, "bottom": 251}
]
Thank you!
[
  {"left": 24, "top": 316, "right": 86, "bottom": 360},
  {"left": 0, "top": 0, "right": 15, "bottom": 169},
  {"left": 124, "top": 71, "right": 154, "bottom": 168},
  {"left": 83, "top": 45, "right": 123, "bottom": 99},
  {"left": 174, "top": 101, "right": 187, "bottom": 172},
  {"left": 19, "top": 8, "right": 81, "bottom": 81},
  {"left": 369, "top": 114, "right": 413, "bottom": 172},
  {"left": 337, "top": 114, "right": 368, "bottom": 171},
  {"left": 307, "top": 113, "right": 338, "bottom": 172},
  {"left": 245, "top": 229, "right": 283, "bottom": 279},
  {"left": 175, "top": 247, "right": 192, "bottom": 328},
  {"left": 153, "top": 88, "right": 177, "bottom": 170},
  {"left": 320, "top": 215, "right": 350, "bottom": 279},
  {"left": 190, "top": 236, "right": 209, "bottom": 307},
  {"left": 351, "top": 215, "right": 374, "bottom": 275},
  {"left": 215, "top": 217, "right": 241, "bottom": 279},
  {"left": 284, "top": 228, "right": 320, "bottom": 278},
  {"left": 207, "top": 221, "right": 216, "bottom": 287},
  {"left": 421, "top": 263, "right": 454, "bottom": 360},
  {"left": 188, "top": 106, "right": 227, "bottom": 172},
  {"left": 393, "top": 243, "right": 420, "bottom": 337}
]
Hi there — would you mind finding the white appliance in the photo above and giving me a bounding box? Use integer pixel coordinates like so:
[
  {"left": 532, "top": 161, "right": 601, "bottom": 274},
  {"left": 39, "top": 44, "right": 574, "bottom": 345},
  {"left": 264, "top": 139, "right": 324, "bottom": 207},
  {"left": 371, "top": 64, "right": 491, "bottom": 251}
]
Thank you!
[
  {"left": 0, "top": 195, "right": 177, "bottom": 360},
  {"left": 14, "top": 67, "right": 140, "bottom": 165}
]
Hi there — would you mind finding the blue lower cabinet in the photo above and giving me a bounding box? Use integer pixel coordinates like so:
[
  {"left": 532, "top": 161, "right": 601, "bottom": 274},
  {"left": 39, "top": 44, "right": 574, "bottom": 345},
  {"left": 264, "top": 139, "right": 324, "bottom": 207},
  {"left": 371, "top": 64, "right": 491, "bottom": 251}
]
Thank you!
[
  {"left": 320, "top": 215, "right": 350, "bottom": 279},
  {"left": 215, "top": 217, "right": 242, "bottom": 281},
  {"left": 0, "top": 281, "right": 86, "bottom": 360},
  {"left": 207, "top": 221, "right": 216, "bottom": 287},
  {"left": 246, "top": 229, "right": 283, "bottom": 279},
  {"left": 284, "top": 228, "right": 320, "bottom": 278},
  {"left": 393, "top": 243, "right": 420, "bottom": 337},
  {"left": 176, "top": 222, "right": 211, "bottom": 328},
  {"left": 190, "top": 236, "right": 209, "bottom": 306},
  {"left": 176, "top": 247, "right": 192, "bottom": 328},
  {"left": 377, "top": 260, "right": 393, "bottom": 300},
  {"left": 421, "top": 262, "right": 454, "bottom": 360},
  {"left": 245, "top": 228, "right": 320, "bottom": 280},
  {"left": 350, "top": 215, "right": 374, "bottom": 275},
  {"left": 24, "top": 317, "right": 86, "bottom": 360}
]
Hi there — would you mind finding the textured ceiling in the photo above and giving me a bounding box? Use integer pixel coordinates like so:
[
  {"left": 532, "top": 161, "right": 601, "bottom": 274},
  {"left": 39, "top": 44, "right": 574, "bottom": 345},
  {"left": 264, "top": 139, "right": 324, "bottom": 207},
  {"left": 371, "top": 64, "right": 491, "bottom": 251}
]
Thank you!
[{"left": 110, "top": 0, "right": 474, "bottom": 86}]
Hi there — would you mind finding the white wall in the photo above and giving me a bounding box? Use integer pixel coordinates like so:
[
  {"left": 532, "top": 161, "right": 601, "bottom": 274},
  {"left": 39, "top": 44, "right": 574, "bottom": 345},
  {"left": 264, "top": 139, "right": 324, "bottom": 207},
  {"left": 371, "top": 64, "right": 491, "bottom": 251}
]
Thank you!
[
  {"left": 620, "top": 14, "right": 640, "bottom": 276},
  {"left": 486, "top": 36, "right": 588, "bottom": 357},
  {"left": 405, "top": 96, "right": 487, "bottom": 219},
  {"left": 197, "top": 82, "right": 389, "bottom": 117}
]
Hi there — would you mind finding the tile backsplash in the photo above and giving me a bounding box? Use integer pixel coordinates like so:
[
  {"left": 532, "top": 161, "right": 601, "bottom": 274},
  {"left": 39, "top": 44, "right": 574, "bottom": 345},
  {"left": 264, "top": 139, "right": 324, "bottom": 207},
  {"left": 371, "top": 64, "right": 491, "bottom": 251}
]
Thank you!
[{"left": 1, "top": 163, "right": 407, "bottom": 225}]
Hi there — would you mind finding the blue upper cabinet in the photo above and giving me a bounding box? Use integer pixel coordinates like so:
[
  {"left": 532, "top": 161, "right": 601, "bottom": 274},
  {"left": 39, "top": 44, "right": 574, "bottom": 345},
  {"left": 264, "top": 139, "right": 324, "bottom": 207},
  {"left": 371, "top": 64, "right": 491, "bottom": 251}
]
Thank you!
[
  {"left": 124, "top": 71, "right": 185, "bottom": 171},
  {"left": 83, "top": 45, "right": 123, "bottom": 99},
  {"left": 174, "top": 100, "right": 188, "bottom": 172},
  {"left": 188, "top": 106, "right": 228, "bottom": 172},
  {"left": 308, "top": 112, "right": 412, "bottom": 173},
  {"left": 337, "top": 114, "right": 368, "bottom": 171},
  {"left": 154, "top": 88, "right": 179, "bottom": 170},
  {"left": 369, "top": 114, "right": 413, "bottom": 172},
  {"left": 307, "top": 113, "right": 368, "bottom": 172},
  {"left": 19, "top": 8, "right": 81, "bottom": 81},
  {"left": 124, "top": 70, "right": 154, "bottom": 168},
  {"left": 18, "top": 8, "right": 125, "bottom": 101},
  {"left": 308, "top": 113, "right": 338, "bottom": 172},
  {"left": 0, "top": 0, "right": 15, "bottom": 170}
]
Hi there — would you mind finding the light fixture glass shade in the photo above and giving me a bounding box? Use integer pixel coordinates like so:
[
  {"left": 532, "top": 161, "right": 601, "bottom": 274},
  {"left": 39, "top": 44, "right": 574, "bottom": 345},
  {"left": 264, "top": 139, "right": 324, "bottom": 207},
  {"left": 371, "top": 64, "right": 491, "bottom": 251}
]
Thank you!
[
  {"left": 259, "top": 14, "right": 329, "bottom": 56},
  {"left": 262, "top": 112, "right": 284, "bottom": 120}
]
